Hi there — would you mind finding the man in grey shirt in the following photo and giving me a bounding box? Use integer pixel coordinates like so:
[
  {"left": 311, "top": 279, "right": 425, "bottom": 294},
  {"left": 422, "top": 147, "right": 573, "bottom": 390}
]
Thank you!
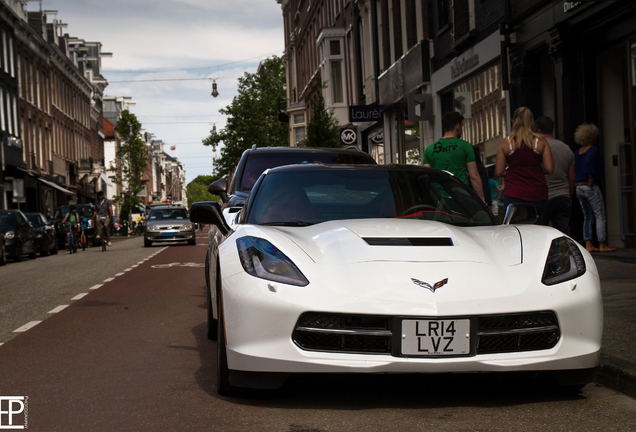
[
  {"left": 93, "top": 191, "right": 113, "bottom": 246},
  {"left": 536, "top": 116, "right": 575, "bottom": 234}
]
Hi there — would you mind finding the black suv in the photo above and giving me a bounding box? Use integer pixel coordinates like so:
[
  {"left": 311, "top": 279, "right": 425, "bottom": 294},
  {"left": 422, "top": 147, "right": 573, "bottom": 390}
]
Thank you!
[{"left": 196, "top": 146, "right": 376, "bottom": 336}]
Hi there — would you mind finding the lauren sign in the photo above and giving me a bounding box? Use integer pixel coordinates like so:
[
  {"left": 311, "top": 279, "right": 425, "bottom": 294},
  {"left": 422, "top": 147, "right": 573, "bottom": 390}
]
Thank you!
[{"left": 349, "top": 105, "right": 383, "bottom": 123}]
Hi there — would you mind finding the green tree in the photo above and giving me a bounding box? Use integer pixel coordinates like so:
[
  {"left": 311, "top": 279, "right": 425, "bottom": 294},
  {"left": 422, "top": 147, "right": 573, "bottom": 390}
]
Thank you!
[
  {"left": 203, "top": 56, "right": 287, "bottom": 178},
  {"left": 109, "top": 110, "right": 148, "bottom": 222},
  {"left": 305, "top": 78, "right": 341, "bottom": 148},
  {"left": 186, "top": 175, "right": 220, "bottom": 204}
]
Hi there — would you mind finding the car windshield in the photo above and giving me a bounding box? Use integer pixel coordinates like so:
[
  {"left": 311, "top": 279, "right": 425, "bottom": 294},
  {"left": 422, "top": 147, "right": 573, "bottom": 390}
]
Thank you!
[
  {"left": 26, "top": 214, "right": 42, "bottom": 226},
  {"left": 0, "top": 212, "right": 16, "bottom": 226},
  {"left": 239, "top": 152, "right": 374, "bottom": 191},
  {"left": 247, "top": 168, "right": 496, "bottom": 228},
  {"left": 149, "top": 208, "right": 188, "bottom": 221}
]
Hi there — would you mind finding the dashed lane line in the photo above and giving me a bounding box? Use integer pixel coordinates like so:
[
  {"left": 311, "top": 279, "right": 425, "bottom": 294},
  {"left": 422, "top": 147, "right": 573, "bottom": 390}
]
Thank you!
[
  {"left": 71, "top": 293, "right": 89, "bottom": 300},
  {"left": 103, "top": 278, "right": 115, "bottom": 282},
  {"left": 124, "top": 268, "right": 133, "bottom": 272},
  {"left": 89, "top": 284, "right": 103, "bottom": 290},
  {"left": 14, "top": 321, "right": 42, "bottom": 332},
  {"left": 48, "top": 305, "right": 69, "bottom": 314},
  {"left": 114, "top": 272, "right": 125, "bottom": 276}
]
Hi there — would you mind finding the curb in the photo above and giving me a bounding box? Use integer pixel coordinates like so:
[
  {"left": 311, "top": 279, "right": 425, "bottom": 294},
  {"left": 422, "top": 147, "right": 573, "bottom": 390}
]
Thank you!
[{"left": 595, "top": 354, "right": 636, "bottom": 398}]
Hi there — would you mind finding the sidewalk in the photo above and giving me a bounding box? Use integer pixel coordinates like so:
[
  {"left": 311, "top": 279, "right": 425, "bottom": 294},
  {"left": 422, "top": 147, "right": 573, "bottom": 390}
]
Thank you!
[{"left": 592, "top": 248, "right": 636, "bottom": 397}]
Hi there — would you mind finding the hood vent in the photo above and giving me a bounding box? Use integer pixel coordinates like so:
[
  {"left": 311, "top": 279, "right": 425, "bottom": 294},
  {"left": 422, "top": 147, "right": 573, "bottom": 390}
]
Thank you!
[{"left": 363, "top": 237, "right": 454, "bottom": 246}]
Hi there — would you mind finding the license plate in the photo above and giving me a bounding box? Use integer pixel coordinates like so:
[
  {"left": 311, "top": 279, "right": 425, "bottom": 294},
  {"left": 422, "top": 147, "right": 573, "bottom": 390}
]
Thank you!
[
  {"left": 401, "top": 319, "right": 470, "bottom": 356},
  {"left": 161, "top": 232, "right": 178, "bottom": 237}
]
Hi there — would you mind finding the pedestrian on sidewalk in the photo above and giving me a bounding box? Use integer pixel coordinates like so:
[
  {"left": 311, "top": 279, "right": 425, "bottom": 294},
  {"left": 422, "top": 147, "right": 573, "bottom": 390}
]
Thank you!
[
  {"left": 573, "top": 123, "right": 615, "bottom": 252},
  {"left": 535, "top": 115, "right": 575, "bottom": 234},
  {"left": 93, "top": 191, "right": 113, "bottom": 247},
  {"left": 423, "top": 111, "right": 485, "bottom": 202},
  {"left": 495, "top": 107, "right": 554, "bottom": 219}
]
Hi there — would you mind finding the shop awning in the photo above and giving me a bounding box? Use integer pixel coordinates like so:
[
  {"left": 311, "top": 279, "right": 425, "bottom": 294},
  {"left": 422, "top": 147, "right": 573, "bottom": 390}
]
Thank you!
[{"left": 38, "top": 178, "right": 74, "bottom": 195}]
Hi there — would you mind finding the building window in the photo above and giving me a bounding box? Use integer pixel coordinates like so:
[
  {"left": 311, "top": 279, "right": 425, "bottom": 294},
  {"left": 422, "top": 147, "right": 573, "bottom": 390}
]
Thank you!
[
  {"left": 1, "top": 32, "right": 6, "bottom": 74},
  {"left": 453, "top": 0, "right": 470, "bottom": 40},
  {"left": 294, "top": 126, "right": 306, "bottom": 144},
  {"left": 330, "top": 40, "right": 341, "bottom": 56},
  {"left": 0, "top": 87, "right": 4, "bottom": 132},
  {"left": 330, "top": 60, "right": 344, "bottom": 103},
  {"left": 294, "top": 113, "right": 305, "bottom": 124},
  {"left": 8, "top": 36, "right": 14, "bottom": 78},
  {"left": 437, "top": 0, "right": 449, "bottom": 30}
]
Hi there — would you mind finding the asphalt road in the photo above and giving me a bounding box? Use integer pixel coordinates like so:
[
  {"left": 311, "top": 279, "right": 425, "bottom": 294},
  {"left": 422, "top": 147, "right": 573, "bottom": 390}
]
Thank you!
[{"left": 0, "top": 232, "right": 635, "bottom": 431}]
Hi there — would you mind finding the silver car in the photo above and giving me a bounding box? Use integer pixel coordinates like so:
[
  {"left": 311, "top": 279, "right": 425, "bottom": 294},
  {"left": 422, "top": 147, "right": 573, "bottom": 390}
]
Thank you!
[{"left": 144, "top": 205, "right": 196, "bottom": 247}]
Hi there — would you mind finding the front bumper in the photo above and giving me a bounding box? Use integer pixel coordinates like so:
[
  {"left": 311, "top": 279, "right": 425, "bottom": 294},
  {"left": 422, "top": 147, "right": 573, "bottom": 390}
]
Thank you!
[
  {"left": 220, "top": 261, "right": 603, "bottom": 375},
  {"left": 145, "top": 230, "right": 194, "bottom": 242}
]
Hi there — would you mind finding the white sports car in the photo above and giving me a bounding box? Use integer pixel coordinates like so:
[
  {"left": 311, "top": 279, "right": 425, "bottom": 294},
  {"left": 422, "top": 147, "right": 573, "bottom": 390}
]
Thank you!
[{"left": 190, "top": 164, "right": 602, "bottom": 395}]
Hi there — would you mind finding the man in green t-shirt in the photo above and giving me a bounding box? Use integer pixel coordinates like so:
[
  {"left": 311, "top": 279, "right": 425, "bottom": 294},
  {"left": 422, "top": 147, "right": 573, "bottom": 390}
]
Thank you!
[{"left": 423, "top": 111, "right": 485, "bottom": 202}]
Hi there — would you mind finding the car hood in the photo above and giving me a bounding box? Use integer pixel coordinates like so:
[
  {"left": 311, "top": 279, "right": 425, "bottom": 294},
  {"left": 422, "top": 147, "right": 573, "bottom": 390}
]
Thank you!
[
  {"left": 0, "top": 225, "right": 15, "bottom": 234},
  {"left": 254, "top": 219, "right": 523, "bottom": 267},
  {"left": 146, "top": 219, "right": 190, "bottom": 227}
]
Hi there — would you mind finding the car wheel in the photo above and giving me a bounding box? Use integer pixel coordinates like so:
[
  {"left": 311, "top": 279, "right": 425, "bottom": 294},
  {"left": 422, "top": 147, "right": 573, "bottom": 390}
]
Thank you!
[
  {"left": 51, "top": 240, "right": 58, "bottom": 255},
  {"left": 205, "top": 250, "right": 211, "bottom": 290},
  {"left": 188, "top": 235, "right": 196, "bottom": 246},
  {"left": 144, "top": 239, "right": 152, "bottom": 247},
  {"left": 41, "top": 240, "right": 50, "bottom": 257},
  {"left": 217, "top": 289, "right": 238, "bottom": 396},
  {"left": 0, "top": 245, "right": 6, "bottom": 266},
  {"left": 14, "top": 243, "right": 23, "bottom": 262}
]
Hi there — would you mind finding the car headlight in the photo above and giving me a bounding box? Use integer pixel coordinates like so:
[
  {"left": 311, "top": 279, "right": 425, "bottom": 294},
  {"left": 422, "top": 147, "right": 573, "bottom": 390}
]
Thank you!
[
  {"left": 180, "top": 224, "right": 193, "bottom": 230},
  {"left": 542, "top": 237, "right": 586, "bottom": 286},
  {"left": 236, "top": 236, "right": 309, "bottom": 287},
  {"left": 5, "top": 231, "right": 14, "bottom": 240},
  {"left": 147, "top": 226, "right": 159, "bottom": 231}
]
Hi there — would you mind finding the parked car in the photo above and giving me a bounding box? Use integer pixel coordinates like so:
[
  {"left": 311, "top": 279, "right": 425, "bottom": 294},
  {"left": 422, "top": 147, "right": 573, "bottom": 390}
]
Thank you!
[
  {"left": 0, "top": 234, "right": 6, "bottom": 266},
  {"left": 0, "top": 209, "right": 37, "bottom": 262},
  {"left": 53, "top": 204, "right": 97, "bottom": 248},
  {"left": 203, "top": 146, "right": 377, "bottom": 292},
  {"left": 144, "top": 205, "right": 195, "bottom": 247},
  {"left": 25, "top": 213, "right": 58, "bottom": 256},
  {"left": 191, "top": 164, "right": 602, "bottom": 396}
]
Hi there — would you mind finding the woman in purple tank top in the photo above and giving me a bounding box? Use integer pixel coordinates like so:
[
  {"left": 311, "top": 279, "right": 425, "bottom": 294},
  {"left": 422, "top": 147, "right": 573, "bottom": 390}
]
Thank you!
[{"left": 495, "top": 107, "right": 553, "bottom": 221}]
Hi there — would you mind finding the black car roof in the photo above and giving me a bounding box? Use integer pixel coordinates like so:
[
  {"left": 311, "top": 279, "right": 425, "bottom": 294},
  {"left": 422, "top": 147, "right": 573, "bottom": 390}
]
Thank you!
[
  {"left": 265, "top": 163, "right": 441, "bottom": 175},
  {"left": 243, "top": 146, "right": 370, "bottom": 155}
]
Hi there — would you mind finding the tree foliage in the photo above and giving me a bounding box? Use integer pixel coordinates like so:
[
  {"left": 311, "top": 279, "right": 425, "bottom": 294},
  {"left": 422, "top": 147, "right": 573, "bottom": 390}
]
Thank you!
[
  {"left": 203, "top": 56, "right": 287, "bottom": 178},
  {"left": 305, "top": 78, "right": 342, "bottom": 148},
  {"left": 186, "top": 175, "right": 220, "bottom": 204},
  {"left": 109, "top": 110, "right": 148, "bottom": 221}
]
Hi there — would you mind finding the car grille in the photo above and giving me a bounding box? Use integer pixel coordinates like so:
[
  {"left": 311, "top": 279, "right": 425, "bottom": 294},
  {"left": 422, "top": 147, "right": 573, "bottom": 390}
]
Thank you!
[
  {"left": 476, "top": 312, "right": 560, "bottom": 354},
  {"left": 292, "top": 311, "right": 560, "bottom": 356},
  {"left": 293, "top": 313, "right": 392, "bottom": 354}
]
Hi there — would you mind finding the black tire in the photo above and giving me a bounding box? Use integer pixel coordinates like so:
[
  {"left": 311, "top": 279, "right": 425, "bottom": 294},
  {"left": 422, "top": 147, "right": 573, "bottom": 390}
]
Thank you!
[
  {"left": 0, "top": 245, "right": 6, "bottom": 266},
  {"left": 14, "top": 243, "right": 23, "bottom": 262},
  {"left": 144, "top": 238, "right": 152, "bottom": 248},
  {"left": 188, "top": 235, "right": 196, "bottom": 246},
  {"left": 82, "top": 237, "right": 86, "bottom": 251},
  {"left": 41, "top": 240, "right": 50, "bottom": 257},
  {"left": 207, "top": 285, "right": 218, "bottom": 340},
  {"left": 51, "top": 240, "right": 58, "bottom": 255},
  {"left": 29, "top": 245, "right": 37, "bottom": 260},
  {"left": 217, "top": 289, "right": 238, "bottom": 396}
]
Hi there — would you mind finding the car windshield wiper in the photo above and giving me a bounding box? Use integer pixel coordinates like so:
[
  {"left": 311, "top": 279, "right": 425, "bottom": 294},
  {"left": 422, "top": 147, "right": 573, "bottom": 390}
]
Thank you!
[{"left": 260, "top": 221, "right": 316, "bottom": 227}]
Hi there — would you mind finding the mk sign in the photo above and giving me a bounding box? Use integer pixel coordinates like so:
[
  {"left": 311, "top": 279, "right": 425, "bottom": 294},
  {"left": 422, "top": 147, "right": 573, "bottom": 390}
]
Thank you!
[
  {"left": 341, "top": 129, "right": 357, "bottom": 145},
  {"left": 0, "top": 397, "right": 27, "bottom": 430}
]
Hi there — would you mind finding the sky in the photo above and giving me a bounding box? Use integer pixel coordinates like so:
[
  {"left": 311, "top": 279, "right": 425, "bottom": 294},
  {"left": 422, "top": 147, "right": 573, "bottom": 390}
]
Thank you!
[{"left": 27, "top": 0, "right": 285, "bottom": 184}]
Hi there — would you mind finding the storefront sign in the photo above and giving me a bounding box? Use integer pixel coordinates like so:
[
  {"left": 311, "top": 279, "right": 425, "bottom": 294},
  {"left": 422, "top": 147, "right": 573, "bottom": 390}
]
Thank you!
[
  {"left": 563, "top": 1, "right": 582, "bottom": 13},
  {"left": 451, "top": 54, "right": 480, "bottom": 79},
  {"left": 341, "top": 129, "right": 357, "bottom": 145},
  {"left": 407, "top": 93, "right": 434, "bottom": 121},
  {"left": 349, "top": 105, "right": 383, "bottom": 123},
  {"left": 454, "top": 92, "right": 472, "bottom": 119},
  {"left": 379, "top": 41, "right": 431, "bottom": 105},
  {"left": 370, "top": 130, "right": 384, "bottom": 144}
]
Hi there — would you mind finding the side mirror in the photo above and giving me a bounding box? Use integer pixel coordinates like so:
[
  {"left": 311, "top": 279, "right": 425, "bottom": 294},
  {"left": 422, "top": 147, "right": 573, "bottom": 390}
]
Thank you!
[
  {"left": 190, "top": 201, "right": 231, "bottom": 236},
  {"left": 208, "top": 179, "right": 228, "bottom": 202},
  {"left": 502, "top": 203, "right": 538, "bottom": 225}
]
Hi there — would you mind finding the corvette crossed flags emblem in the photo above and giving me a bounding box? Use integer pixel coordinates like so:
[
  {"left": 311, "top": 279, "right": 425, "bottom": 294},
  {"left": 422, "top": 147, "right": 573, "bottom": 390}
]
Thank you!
[{"left": 411, "top": 278, "right": 449, "bottom": 293}]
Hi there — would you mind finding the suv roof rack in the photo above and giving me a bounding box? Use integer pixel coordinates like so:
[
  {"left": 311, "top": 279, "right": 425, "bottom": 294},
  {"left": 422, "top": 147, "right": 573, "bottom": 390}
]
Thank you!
[{"left": 344, "top": 145, "right": 361, "bottom": 152}]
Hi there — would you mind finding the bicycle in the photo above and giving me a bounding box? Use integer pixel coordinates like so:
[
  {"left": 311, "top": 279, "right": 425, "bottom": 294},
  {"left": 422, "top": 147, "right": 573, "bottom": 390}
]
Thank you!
[
  {"left": 96, "top": 216, "right": 108, "bottom": 252},
  {"left": 79, "top": 224, "right": 88, "bottom": 251},
  {"left": 66, "top": 223, "right": 78, "bottom": 254}
]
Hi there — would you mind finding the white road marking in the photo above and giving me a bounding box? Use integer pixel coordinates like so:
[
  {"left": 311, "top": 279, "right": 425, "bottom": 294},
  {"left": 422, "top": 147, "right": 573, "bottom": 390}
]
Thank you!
[
  {"left": 131, "top": 264, "right": 138, "bottom": 268},
  {"left": 115, "top": 272, "right": 125, "bottom": 276},
  {"left": 124, "top": 268, "right": 133, "bottom": 272},
  {"left": 89, "top": 284, "right": 103, "bottom": 290},
  {"left": 48, "top": 305, "right": 69, "bottom": 314},
  {"left": 0, "top": 343, "right": 3, "bottom": 347},
  {"left": 103, "top": 278, "right": 115, "bottom": 282},
  {"left": 14, "top": 321, "right": 42, "bottom": 332},
  {"left": 72, "top": 293, "right": 88, "bottom": 300}
]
